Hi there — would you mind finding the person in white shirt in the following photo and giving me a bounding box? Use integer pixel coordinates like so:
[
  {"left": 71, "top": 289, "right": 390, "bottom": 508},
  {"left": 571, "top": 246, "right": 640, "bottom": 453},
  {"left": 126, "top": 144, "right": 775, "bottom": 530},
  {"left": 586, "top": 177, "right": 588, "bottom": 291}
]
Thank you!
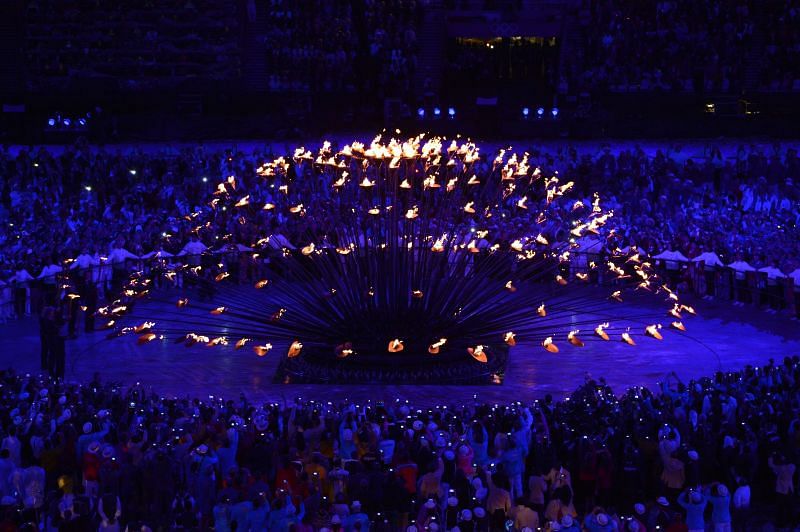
[
  {"left": 37, "top": 254, "right": 63, "bottom": 305},
  {"left": 108, "top": 239, "right": 139, "bottom": 295},
  {"left": 731, "top": 476, "right": 750, "bottom": 532},
  {"left": 179, "top": 235, "right": 207, "bottom": 266},
  {"left": 71, "top": 247, "right": 99, "bottom": 272},
  {"left": 12, "top": 265, "right": 34, "bottom": 318}
]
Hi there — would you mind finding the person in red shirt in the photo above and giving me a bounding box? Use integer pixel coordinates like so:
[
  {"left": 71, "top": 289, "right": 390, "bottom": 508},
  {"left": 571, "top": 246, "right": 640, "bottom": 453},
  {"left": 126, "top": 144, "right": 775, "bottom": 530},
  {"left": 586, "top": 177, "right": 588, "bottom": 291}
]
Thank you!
[{"left": 82, "top": 441, "right": 102, "bottom": 498}]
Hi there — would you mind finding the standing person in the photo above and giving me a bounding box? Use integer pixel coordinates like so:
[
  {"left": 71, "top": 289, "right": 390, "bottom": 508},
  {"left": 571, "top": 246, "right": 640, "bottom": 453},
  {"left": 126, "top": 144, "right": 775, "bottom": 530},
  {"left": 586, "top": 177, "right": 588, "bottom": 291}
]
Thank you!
[
  {"left": 12, "top": 264, "right": 33, "bottom": 318},
  {"left": 40, "top": 301, "right": 64, "bottom": 377},
  {"left": 500, "top": 439, "right": 525, "bottom": 502},
  {"left": 767, "top": 453, "right": 796, "bottom": 530},
  {"left": 677, "top": 488, "right": 707, "bottom": 532},
  {"left": 37, "top": 254, "right": 63, "bottom": 307},
  {"left": 731, "top": 476, "right": 750, "bottom": 532},
  {"left": 108, "top": 239, "right": 138, "bottom": 298},
  {"left": 707, "top": 483, "right": 732, "bottom": 532}
]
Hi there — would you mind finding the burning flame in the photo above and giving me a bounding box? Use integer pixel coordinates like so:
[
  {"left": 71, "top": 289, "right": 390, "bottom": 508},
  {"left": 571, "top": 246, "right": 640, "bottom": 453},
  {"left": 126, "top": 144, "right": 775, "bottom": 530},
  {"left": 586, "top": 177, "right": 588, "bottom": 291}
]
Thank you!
[
  {"left": 542, "top": 337, "right": 559, "bottom": 353},
  {"left": 254, "top": 344, "right": 273, "bottom": 356},
  {"left": 568, "top": 330, "right": 584, "bottom": 347},
  {"left": 595, "top": 323, "right": 610, "bottom": 341}
]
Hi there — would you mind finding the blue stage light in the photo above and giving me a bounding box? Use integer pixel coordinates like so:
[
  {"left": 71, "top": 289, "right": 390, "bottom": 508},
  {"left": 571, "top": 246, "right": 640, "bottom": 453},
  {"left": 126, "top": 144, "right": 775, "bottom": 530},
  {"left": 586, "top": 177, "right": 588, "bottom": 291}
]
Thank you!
[
  {"left": 417, "top": 107, "right": 425, "bottom": 118},
  {"left": 551, "top": 107, "right": 559, "bottom": 118},
  {"left": 433, "top": 107, "right": 441, "bottom": 117},
  {"left": 537, "top": 107, "right": 544, "bottom": 118},
  {"left": 448, "top": 107, "right": 455, "bottom": 118},
  {"left": 47, "top": 118, "right": 55, "bottom": 127},
  {"left": 522, "top": 107, "right": 529, "bottom": 117}
]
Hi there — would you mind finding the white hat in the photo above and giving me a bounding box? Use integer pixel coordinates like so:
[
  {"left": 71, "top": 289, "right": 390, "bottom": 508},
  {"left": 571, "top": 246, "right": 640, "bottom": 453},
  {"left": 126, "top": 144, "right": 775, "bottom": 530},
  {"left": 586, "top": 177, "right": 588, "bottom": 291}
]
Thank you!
[
  {"left": 351, "top": 500, "right": 361, "bottom": 510},
  {"left": 657, "top": 496, "right": 669, "bottom": 507},
  {"left": 473, "top": 507, "right": 485, "bottom": 518},
  {"left": 331, "top": 514, "right": 341, "bottom": 524},
  {"left": 688, "top": 450, "right": 699, "bottom": 461},
  {"left": 412, "top": 420, "right": 423, "bottom": 431},
  {"left": 447, "top": 496, "right": 458, "bottom": 507},
  {"left": 634, "top": 503, "right": 645, "bottom": 515},
  {"left": 596, "top": 513, "right": 609, "bottom": 526},
  {"left": 460, "top": 509, "right": 472, "bottom": 521},
  {"left": 561, "top": 515, "right": 573, "bottom": 527},
  {"left": 83, "top": 422, "right": 93, "bottom": 434},
  {"left": 424, "top": 499, "right": 436, "bottom": 510}
]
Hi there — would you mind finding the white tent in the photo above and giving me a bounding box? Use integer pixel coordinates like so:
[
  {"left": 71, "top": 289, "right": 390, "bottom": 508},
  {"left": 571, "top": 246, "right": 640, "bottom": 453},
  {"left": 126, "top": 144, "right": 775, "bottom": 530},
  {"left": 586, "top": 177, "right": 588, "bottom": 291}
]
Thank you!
[
  {"left": 653, "top": 250, "right": 690, "bottom": 262},
  {"left": 758, "top": 266, "right": 786, "bottom": 279},
  {"left": 691, "top": 251, "right": 724, "bottom": 267},
  {"left": 788, "top": 268, "right": 800, "bottom": 285},
  {"left": 653, "top": 250, "right": 689, "bottom": 270},
  {"left": 727, "top": 260, "right": 756, "bottom": 272}
]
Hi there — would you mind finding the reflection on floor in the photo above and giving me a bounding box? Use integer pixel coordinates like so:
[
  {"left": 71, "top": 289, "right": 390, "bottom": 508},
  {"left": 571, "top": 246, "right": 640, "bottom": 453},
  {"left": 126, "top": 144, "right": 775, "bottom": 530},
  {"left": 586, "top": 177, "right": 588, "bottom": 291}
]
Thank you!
[{"left": 1, "top": 294, "right": 798, "bottom": 406}]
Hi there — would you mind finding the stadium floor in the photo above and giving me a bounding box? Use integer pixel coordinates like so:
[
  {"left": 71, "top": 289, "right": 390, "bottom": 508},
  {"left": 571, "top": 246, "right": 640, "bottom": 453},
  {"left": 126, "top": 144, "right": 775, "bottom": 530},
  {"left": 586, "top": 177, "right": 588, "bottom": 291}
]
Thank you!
[{"left": 1, "top": 294, "right": 798, "bottom": 405}]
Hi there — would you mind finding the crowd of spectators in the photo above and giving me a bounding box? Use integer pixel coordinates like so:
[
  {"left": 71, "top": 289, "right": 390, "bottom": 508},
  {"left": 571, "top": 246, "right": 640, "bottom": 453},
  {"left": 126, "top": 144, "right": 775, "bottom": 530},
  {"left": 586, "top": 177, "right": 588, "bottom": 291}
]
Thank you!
[
  {"left": 24, "top": 0, "right": 241, "bottom": 92},
  {"left": 262, "top": 0, "right": 420, "bottom": 96},
  {"left": 760, "top": 0, "right": 800, "bottom": 91},
  {"left": 0, "top": 140, "right": 798, "bottom": 325},
  {"left": 0, "top": 357, "right": 798, "bottom": 530},
  {"left": 18, "top": 0, "right": 800, "bottom": 102},
  {"left": 574, "top": 0, "right": 755, "bottom": 93}
]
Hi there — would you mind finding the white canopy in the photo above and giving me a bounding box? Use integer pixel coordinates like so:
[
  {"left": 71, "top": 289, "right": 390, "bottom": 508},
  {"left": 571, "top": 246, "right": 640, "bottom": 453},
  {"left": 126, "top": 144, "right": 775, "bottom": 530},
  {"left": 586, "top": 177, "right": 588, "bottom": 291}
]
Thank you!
[
  {"left": 653, "top": 250, "right": 690, "bottom": 262},
  {"left": 727, "top": 260, "right": 756, "bottom": 272},
  {"left": 758, "top": 266, "right": 786, "bottom": 279},
  {"left": 691, "top": 251, "right": 724, "bottom": 267}
]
